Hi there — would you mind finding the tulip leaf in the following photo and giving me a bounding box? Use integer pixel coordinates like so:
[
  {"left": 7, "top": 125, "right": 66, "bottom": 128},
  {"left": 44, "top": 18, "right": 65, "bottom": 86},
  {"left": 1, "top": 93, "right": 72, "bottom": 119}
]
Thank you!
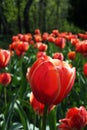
[
  {"left": 9, "top": 122, "right": 23, "bottom": 130},
  {"left": 14, "top": 101, "right": 30, "bottom": 130}
]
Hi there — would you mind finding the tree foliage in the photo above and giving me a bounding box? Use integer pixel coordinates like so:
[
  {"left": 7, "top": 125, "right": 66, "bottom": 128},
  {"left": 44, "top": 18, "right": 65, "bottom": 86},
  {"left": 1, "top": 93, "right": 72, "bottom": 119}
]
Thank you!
[{"left": 0, "top": 0, "right": 85, "bottom": 35}]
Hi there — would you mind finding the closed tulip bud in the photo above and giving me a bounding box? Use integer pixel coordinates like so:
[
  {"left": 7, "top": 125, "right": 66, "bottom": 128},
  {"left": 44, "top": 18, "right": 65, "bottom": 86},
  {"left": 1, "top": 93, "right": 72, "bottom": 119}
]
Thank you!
[
  {"left": 38, "top": 43, "right": 48, "bottom": 51},
  {"left": 42, "top": 32, "right": 49, "bottom": 41},
  {"left": 83, "top": 63, "right": 87, "bottom": 77},
  {"left": 27, "top": 56, "right": 76, "bottom": 105},
  {"left": 0, "top": 49, "right": 11, "bottom": 68},
  {"left": 36, "top": 52, "right": 47, "bottom": 59},
  {"left": 52, "top": 52, "right": 64, "bottom": 60},
  {"left": 34, "top": 35, "right": 42, "bottom": 42},
  {"left": 34, "top": 29, "right": 41, "bottom": 35},
  {"left": 17, "top": 41, "right": 29, "bottom": 52},
  {"left": 55, "top": 37, "right": 66, "bottom": 49},
  {"left": 0, "top": 73, "right": 12, "bottom": 86},
  {"left": 68, "top": 51, "right": 76, "bottom": 60}
]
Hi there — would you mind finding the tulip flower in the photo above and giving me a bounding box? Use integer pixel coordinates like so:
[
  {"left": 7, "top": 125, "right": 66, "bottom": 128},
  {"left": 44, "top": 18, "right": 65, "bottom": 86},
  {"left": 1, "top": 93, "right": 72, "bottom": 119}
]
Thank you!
[
  {"left": 76, "top": 40, "right": 87, "bottom": 57},
  {"left": 0, "top": 73, "right": 12, "bottom": 86},
  {"left": 36, "top": 52, "right": 47, "bottom": 59},
  {"left": 58, "top": 106, "right": 87, "bottom": 130},
  {"left": 68, "top": 51, "right": 76, "bottom": 60},
  {"left": 34, "top": 42, "right": 48, "bottom": 51},
  {"left": 52, "top": 52, "right": 64, "bottom": 60},
  {"left": 34, "top": 29, "right": 41, "bottom": 35},
  {"left": 38, "top": 43, "right": 48, "bottom": 52},
  {"left": 70, "top": 38, "right": 80, "bottom": 46},
  {"left": 0, "top": 49, "right": 11, "bottom": 68},
  {"left": 55, "top": 37, "right": 66, "bottom": 49},
  {"left": 30, "top": 92, "right": 55, "bottom": 116},
  {"left": 42, "top": 32, "right": 49, "bottom": 41},
  {"left": 9, "top": 41, "right": 29, "bottom": 56},
  {"left": 27, "top": 56, "right": 76, "bottom": 106},
  {"left": 83, "top": 63, "right": 87, "bottom": 77},
  {"left": 52, "top": 29, "right": 59, "bottom": 36},
  {"left": 47, "top": 35, "right": 55, "bottom": 43},
  {"left": 34, "top": 35, "right": 42, "bottom": 42}
]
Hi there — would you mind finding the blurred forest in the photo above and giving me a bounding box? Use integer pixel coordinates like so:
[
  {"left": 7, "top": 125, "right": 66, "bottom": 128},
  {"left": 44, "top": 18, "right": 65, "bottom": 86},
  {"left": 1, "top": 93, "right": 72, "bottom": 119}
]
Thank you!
[{"left": 0, "top": 0, "right": 87, "bottom": 35}]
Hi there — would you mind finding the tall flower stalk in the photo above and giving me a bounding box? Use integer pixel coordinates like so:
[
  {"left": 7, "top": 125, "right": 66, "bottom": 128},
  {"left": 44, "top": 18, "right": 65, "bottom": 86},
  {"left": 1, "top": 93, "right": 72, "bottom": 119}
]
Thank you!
[{"left": 42, "top": 105, "right": 48, "bottom": 130}]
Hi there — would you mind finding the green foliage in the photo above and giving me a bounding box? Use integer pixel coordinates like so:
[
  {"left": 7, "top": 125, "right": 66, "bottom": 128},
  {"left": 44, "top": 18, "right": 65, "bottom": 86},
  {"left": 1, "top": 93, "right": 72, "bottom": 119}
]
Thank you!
[
  {"left": 60, "top": 20, "right": 84, "bottom": 33},
  {"left": 0, "top": 0, "right": 72, "bottom": 34}
]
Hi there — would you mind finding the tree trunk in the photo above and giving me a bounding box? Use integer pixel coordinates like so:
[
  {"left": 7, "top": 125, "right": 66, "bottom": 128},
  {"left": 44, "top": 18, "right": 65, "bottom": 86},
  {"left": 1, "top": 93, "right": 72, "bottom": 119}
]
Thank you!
[
  {"left": 16, "top": 0, "right": 22, "bottom": 33},
  {"left": 39, "top": 0, "right": 47, "bottom": 32},
  {"left": 23, "top": 0, "right": 33, "bottom": 33},
  {"left": 0, "top": 6, "right": 10, "bottom": 34}
]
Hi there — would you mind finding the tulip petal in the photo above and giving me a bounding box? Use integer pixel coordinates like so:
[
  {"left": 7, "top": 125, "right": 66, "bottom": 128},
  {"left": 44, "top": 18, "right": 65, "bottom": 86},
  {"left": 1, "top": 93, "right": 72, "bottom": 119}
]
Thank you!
[{"left": 30, "top": 60, "right": 60, "bottom": 105}]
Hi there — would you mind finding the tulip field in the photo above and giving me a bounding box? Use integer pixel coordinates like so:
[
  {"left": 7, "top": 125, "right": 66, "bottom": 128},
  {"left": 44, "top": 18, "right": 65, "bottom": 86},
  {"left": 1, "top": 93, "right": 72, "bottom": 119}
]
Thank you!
[{"left": 0, "top": 29, "right": 87, "bottom": 130}]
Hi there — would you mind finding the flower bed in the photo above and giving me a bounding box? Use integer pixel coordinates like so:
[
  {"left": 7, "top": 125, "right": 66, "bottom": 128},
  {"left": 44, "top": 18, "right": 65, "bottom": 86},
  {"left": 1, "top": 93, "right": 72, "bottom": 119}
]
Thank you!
[{"left": 0, "top": 29, "right": 87, "bottom": 130}]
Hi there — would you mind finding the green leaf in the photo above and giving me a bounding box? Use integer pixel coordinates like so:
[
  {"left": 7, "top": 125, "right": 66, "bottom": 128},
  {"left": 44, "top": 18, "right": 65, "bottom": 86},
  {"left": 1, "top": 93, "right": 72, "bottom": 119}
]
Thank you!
[
  {"left": 14, "top": 101, "right": 30, "bottom": 130},
  {"left": 9, "top": 122, "right": 23, "bottom": 130}
]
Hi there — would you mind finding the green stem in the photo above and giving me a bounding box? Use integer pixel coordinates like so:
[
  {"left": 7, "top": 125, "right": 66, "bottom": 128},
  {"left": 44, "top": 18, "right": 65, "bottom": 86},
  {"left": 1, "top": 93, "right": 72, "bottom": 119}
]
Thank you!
[
  {"left": 39, "top": 116, "right": 42, "bottom": 130},
  {"left": 4, "top": 87, "right": 7, "bottom": 106},
  {"left": 42, "top": 105, "right": 48, "bottom": 130}
]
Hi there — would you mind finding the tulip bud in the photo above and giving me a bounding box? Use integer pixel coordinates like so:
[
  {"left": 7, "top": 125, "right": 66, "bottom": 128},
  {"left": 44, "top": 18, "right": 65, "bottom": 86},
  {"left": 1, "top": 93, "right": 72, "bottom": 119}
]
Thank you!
[{"left": 0, "top": 73, "right": 12, "bottom": 86}]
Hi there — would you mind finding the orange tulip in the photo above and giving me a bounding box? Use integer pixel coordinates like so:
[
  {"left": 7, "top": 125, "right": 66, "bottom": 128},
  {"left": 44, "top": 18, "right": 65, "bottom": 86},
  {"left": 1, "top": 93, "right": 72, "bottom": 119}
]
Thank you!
[
  {"left": 0, "top": 73, "right": 12, "bottom": 86},
  {"left": 27, "top": 56, "right": 75, "bottom": 105},
  {"left": 58, "top": 106, "right": 87, "bottom": 130},
  {"left": 68, "top": 51, "right": 76, "bottom": 60},
  {"left": 34, "top": 35, "right": 42, "bottom": 42},
  {"left": 30, "top": 92, "right": 55, "bottom": 116},
  {"left": 0, "top": 49, "right": 11, "bottom": 68}
]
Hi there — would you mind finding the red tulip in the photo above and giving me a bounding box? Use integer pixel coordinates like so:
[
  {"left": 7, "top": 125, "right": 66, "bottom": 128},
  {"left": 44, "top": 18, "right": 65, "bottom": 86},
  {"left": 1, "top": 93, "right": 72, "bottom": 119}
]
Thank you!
[
  {"left": 12, "top": 35, "right": 19, "bottom": 41},
  {"left": 52, "top": 29, "right": 59, "bottom": 36},
  {"left": 42, "top": 32, "right": 49, "bottom": 41},
  {"left": 55, "top": 37, "right": 66, "bottom": 49},
  {"left": 0, "top": 73, "right": 12, "bottom": 86},
  {"left": 0, "top": 49, "right": 11, "bottom": 68},
  {"left": 36, "top": 52, "right": 47, "bottom": 59},
  {"left": 47, "top": 36, "right": 55, "bottom": 43},
  {"left": 83, "top": 63, "right": 87, "bottom": 77},
  {"left": 58, "top": 106, "right": 87, "bottom": 130},
  {"left": 70, "top": 38, "right": 80, "bottom": 46},
  {"left": 38, "top": 43, "right": 48, "bottom": 51},
  {"left": 52, "top": 52, "right": 64, "bottom": 60},
  {"left": 10, "top": 41, "right": 29, "bottom": 56},
  {"left": 30, "top": 92, "right": 55, "bottom": 116},
  {"left": 27, "top": 56, "right": 75, "bottom": 105},
  {"left": 16, "top": 41, "right": 29, "bottom": 52},
  {"left": 34, "top": 29, "right": 41, "bottom": 35}
]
